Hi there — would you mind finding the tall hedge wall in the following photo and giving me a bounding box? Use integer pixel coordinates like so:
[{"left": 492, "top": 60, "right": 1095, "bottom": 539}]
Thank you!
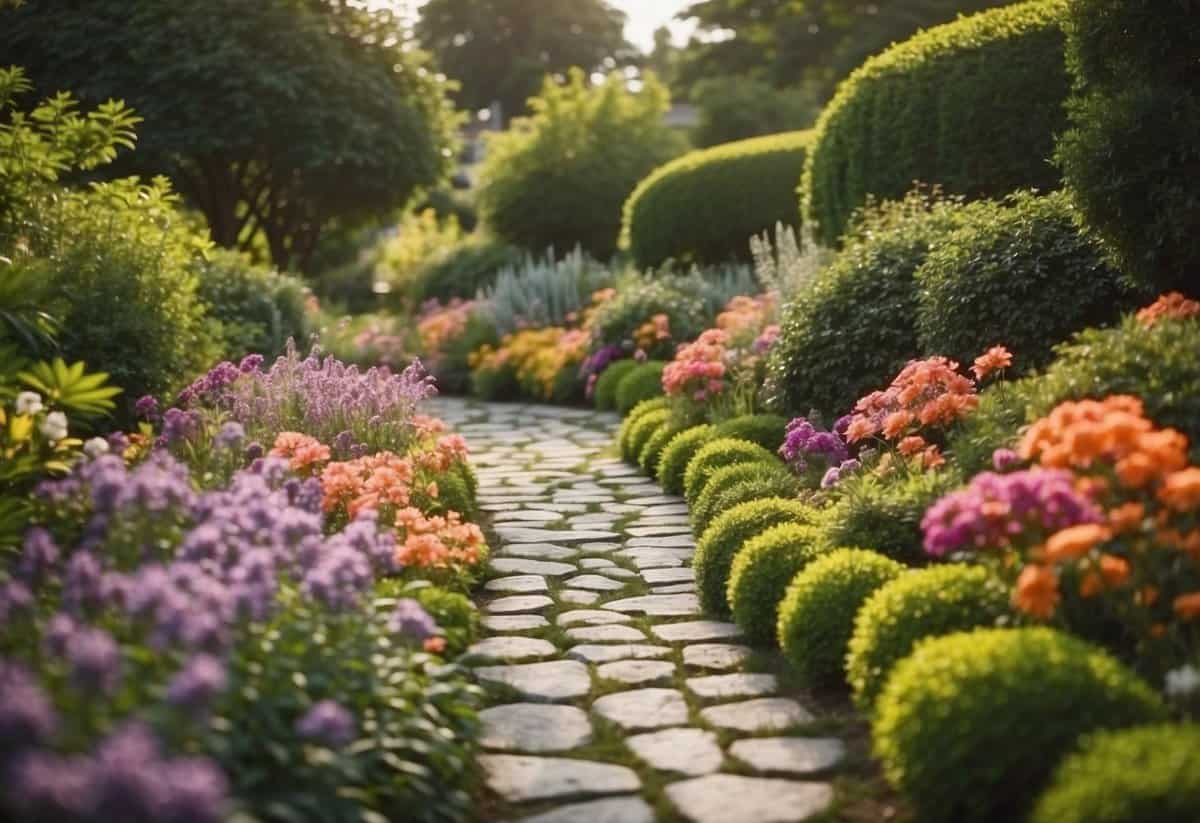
[
  {"left": 623, "top": 131, "right": 813, "bottom": 268},
  {"left": 801, "top": 0, "right": 1070, "bottom": 246}
]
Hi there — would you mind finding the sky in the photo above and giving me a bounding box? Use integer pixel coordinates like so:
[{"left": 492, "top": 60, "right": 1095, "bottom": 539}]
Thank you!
[{"left": 610, "top": 0, "right": 696, "bottom": 52}]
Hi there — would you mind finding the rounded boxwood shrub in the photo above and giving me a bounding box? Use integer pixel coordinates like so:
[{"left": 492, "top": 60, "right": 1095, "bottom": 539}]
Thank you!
[
  {"left": 626, "top": 408, "right": 671, "bottom": 467},
  {"left": 801, "top": 0, "right": 1070, "bottom": 246},
  {"left": 615, "top": 360, "right": 667, "bottom": 416},
  {"left": 1031, "top": 724, "right": 1200, "bottom": 823},
  {"left": 846, "top": 565, "right": 1010, "bottom": 712},
  {"left": 915, "top": 190, "right": 1143, "bottom": 372},
  {"left": 765, "top": 193, "right": 977, "bottom": 418},
  {"left": 777, "top": 548, "right": 905, "bottom": 684},
  {"left": 618, "top": 397, "right": 670, "bottom": 461},
  {"left": 658, "top": 425, "right": 717, "bottom": 496},
  {"left": 683, "top": 438, "right": 777, "bottom": 506},
  {"left": 623, "top": 131, "right": 813, "bottom": 268},
  {"left": 594, "top": 359, "right": 640, "bottom": 411},
  {"left": 874, "top": 627, "right": 1167, "bottom": 823},
  {"left": 691, "top": 459, "right": 795, "bottom": 536},
  {"left": 727, "top": 523, "right": 826, "bottom": 645},
  {"left": 696, "top": 473, "right": 805, "bottom": 541},
  {"left": 817, "top": 468, "right": 963, "bottom": 566},
  {"left": 713, "top": 414, "right": 791, "bottom": 453},
  {"left": 639, "top": 419, "right": 690, "bottom": 479},
  {"left": 1055, "top": 0, "right": 1200, "bottom": 297},
  {"left": 694, "top": 500, "right": 815, "bottom": 615}
]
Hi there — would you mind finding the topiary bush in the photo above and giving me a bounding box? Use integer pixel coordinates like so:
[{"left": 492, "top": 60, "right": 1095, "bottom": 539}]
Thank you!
[
  {"left": 594, "top": 359, "right": 640, "bottom": 411},
  {"left": 777, "top": 548, "right": 904, "bottom": 684},
  {"left": 626, "top": 408, "right": 671, "bottom": 467},
  {"left": 817, "top": 468, "right": 963, "bottom": 566},
  {"left": 618, "top": 397, "right": 672, "bottom": 462},
  {"left": 477, "top": 70, "right": 686, "bottom": 258},
  {"left": 639, "top": 419, "right": 691, "bottom": 479},
  {"left": 765, "top": 192, "right": 978, "bottom": 418},
  {"left": 691, "top": 459, "right": 796, "bottom": 536},
  {"left": 950, "top": 313, "right": 1200, "bottom": 474},
  {"left": 1055, "top": 0, "right": 1200, "bottom": 297},
  {"left": 694, "top": 500, "right": 815, "bottom": 615},
  {"left": 1031, "top": 724, "right": 1200, "bottom": 823},
  {"left": 614, "top": 360, "right": 667, "bottom": 416},
  {"left": 915, "top": 190, "right": 1144, "bottom": 372},
  {"left": 846, "top": 565, "right": 1010, "bottom": 712},
  {"left": 683, "top": 437, "right": 777, "bottom": 505},
  {"left": 658, "top": 425, "right": 717, "bottom": 496},
  {"left": 874, "top": 627, "right": 1167, "bottom": 823},
  {"left": 695, "top": 473, "right": 804, "bottom": 542},
  {"left": 727, "top": 523, "right": 827, "bottom": 645},
  {"left": 713, "top": 413, "right": 791, "bottom": 453},
  {"left": 801, "top": 0, "right": 1070, "bottom": 246},
  {"left": 623, "top": 131, "right": 813, "bottom": 268}
]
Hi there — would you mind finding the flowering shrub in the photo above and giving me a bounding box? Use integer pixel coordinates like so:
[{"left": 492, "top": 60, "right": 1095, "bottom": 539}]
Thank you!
[
  {"left": 470, "top": 326, "right": 590, "bottom": 402},
  {"left": 1137, "top": 291, "right": 1200, "bottom": 327},
  {"left": 417, "top": 298, "right": 474, "bottom": 365},
  {"left": 778, "top": 416, "right": 855, "bottom": 488}
]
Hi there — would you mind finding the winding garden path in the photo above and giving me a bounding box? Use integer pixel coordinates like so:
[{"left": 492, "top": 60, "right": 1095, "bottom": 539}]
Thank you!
[{"left": 431, "top": 398, "right": 849, "bottom": 823}]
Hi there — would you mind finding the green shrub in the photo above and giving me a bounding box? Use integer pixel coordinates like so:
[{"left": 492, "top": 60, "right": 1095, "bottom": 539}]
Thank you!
[
  {"left": 765, "top": 192, "right": 977, "bottom": 418},
  {"left": 195, "top": 248, "right": 310, "bottom": 361},
  {"left": 817, "top": 468, "right": 963, "bottom": 566},
  {"left": 688, "top": 76, "right": 817, "bottom": 150},
  {"left": 477, "top": 70, "right": 686, "bottom": 258},
  {"left": 615, "top": 361, "right": 667, "bottom": 416},
  {"left": 728, "top": 523, "right": 827, "bottom": 645},
  {"left": 430, "top": 462, "right": 480, "bottom": 522},
  {"left": 683, "top": 437, "right": 777, "bottom": 505},
  {"left": 470, "top": 359, "right": 519, "bottom": 401},
  {"left": 623, "top": 131, "right": 813, "bottom": 268},
  {"left": 618, "top": 397, "right": 671, "bottom": 460},
  {"left": 713, "top": 413, "right": 790, "bottom": 452},
  {"left": 1055, "top": 0, "right": 1200, "bottom": 297},
  {"left": 915, "top": 190, "right": 1143, "bottom": 372},
  {"left": 950, "top": 314, "right": 1200, "bottom": 474},
  {"left": 626, "top": 408, "right": 671, "bottom": 465},
  {"left": 846, "top": 565, "right": 1010, "bottom": 712},
  {"left": 801, "top": 0, "right": 1070, "bottom": 246},
  {"left": 696, "top": 473, "right": 804, "bottom": 541},
  {"left": 481, "top": 247, "right": 614, "bottom": 335},
  {"left": 410, "top": 585, "right": 481, "bottom": 658},
  {"left": 874, "top": 627, "right": 1167, "bottom": 823},
  {"left": 594, "top": 359, "right": 640, "bottom": 411},
  {"left": 1031, "top": 724, "right": 1200, "bottom": 823},
  {"left": 432, "top": 311, "right": 501, "bottom": 396},
  {"left": 691, "top": 459, "right": 796, "bottom": 536},
  {"left": 694, "top": 499, "right": 815, "bottom": 615},
  {"left": 588, "top": 273, "right": 711, "bottom": 361},
  {"left": 777, "top": 548, "right": 904, "bottom": 684},
  {"left": 639, "top": 419, "right": 691, "bottom": 479},
  {"left": 411, "top": 234, "right": 522, "bottom": 303},
  {"left": 657, "top": 425, "right": 716, "bottom": 496}
]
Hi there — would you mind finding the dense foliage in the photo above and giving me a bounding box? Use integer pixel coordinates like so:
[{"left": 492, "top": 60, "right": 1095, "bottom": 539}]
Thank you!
[
  {"left": 195, "top": 249, "right": 311, "bottom": 362},
  {"left": 728, "top": 523, "right": 826, "bottom": 644}
]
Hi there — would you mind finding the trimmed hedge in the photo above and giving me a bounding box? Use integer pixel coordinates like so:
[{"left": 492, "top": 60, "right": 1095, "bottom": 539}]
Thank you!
[
  {"left": 874, "top": 627, "right": 1167, "bottom": 823},
  {"left": 626, "top": 409, "right": 671, "bottom": 467},
  {"left": 693, "top": 500, "right": 815, "bottom": 616},
  {"left": 713, "top": 414, "right": 791, "bottom": 453},
  {"left": 691, "top": 459, "right": 795, "bottom": 536},
  {"left": 801, "top": 0, "right": 1070, "bottom": 246},
  {"left": 727, "top": 523, "right": 826, "bottom": 645},
  {"left": 623, "top": 131, "right": 813, "bottom": 268},
  {"left": 1056, "top": 0, "right": 1200, "bottom": 297},
  {"left": 682, "top": 438, "right": 777, "bottom": 506},
  {"left": 614, "top": 360, "right": 667, "bottom": 415},
  {"left": 777, "top": 549, "right": 904, "bottom": 684},
  {"left": 658, "top": 425, "right": 717, "bottom": 496},
  {"left": 618, "top": 397, "right": 671, "bottom": 462},
  {"left": 1031, "top": 724, "right": 1200, "bottom": 823},
  {"left": 695, "top": 473, "right": 804, "bottom": 542},
  {"left": 594, "top": 359, "right": 640, "bottom": 411},
  {"left": 846, "top": 565, "right": 1010, "bottom": 712},
  {"left": 915, "top": 190, "right": 1142, "bottom": 372},
  {"left": 638, "top": 419, "right": 690, "bottom": 479}
]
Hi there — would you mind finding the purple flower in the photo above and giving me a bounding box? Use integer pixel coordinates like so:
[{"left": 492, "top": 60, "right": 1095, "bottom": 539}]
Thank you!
[
  {"left": 44, "top": 612, "right": 78, "bottom": 656},
  {"left": 213, "top": 421, "right": 245, "bottom": 451},
  {"left": 244, "top": 441, "right": 264, "bottom": 461},
  {"left": 7, "top": 750, "right": 94, "bottom": 818},
  {"left": 389, "top": 598, "right": 436, "bottom": 640},
  {"left": 135, "top": 395, "right": 159, "bottom": 420},
  {"left": 238, "top": 353, "right": 264, "bottom": 373},
  {"left": 166, "top": 654, "right": 227, "bottom": 714},
  {"left": 0, "top": 661, "right": 58, "bottom": 751},
  {"left": 779, "top": 416, "right": 849, "bottom": 475},
  {"left": 65, "top": 627, "right": 122, "bottom": 693},
  {"left": 162, "top": 407, "right": 202, "bottom": 445},
  {"left": 161, "top": 758, "right": 228, "bottom": 823},
  {"left": 992, "top": 448, "right": 1021, "bottom": 472},
  {"left": 63, "top": 551, "right": 104, "bottom": 613},
  {"left": 296, "top": 700, "right": 356, "bottom": 747},
  {"left": 107, "top": 430, "right": 131, "bottom": 455},
  {"left": 0, "top": 581, "right": 33, "bottom": 625}
]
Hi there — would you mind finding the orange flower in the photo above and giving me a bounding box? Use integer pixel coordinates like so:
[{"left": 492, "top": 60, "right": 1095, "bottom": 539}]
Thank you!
[
  {"left": 845, "top": 417, "right": 876, "bottom": 443},
  {"left": 972, "top": 345, "right": 1013, "bottom": 381},
  {"left": 1013, "top": 565, "right": 1059, "bottom": 619},
  {"left": 1159, "top": 467, "right": 1200, "bottom": 511},
  {"left": 270, "top": 432, "right": 330, "bottom": 474},
  {"left": 1107, "top": 502, "right": 1145, "bottom": 534},
  {"left": 1173, "top": 591, "right": 1200, "bottom": 621},
  {"left": 897, "top": 435, "right": 927, "bottom": 457},
  {"left": 883, "top": 410, "right": 914, "bottom": 439},
  {"left": 1081, "top": 553, "right": 1131, "bottom": 594},
  {"left": 1043, "top": 524, "right": 1111, "bottom": 563},
  {"left": 1115, "top": 453, "right": 1157, "bottom": 488},
  {"left": 423, "top": 636, "right": 447, "bottom": 654},
  {"left": 1136, "top": 291, "right": 1200, "bottom": 327},
  {"left": 921, "top": 445, "right": 946, "bottom": 469}
]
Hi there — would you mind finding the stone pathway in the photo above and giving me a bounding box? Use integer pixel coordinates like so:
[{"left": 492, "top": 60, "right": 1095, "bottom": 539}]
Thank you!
[{"left": 432, "top": 398, "right": 844, "bottom": 823}]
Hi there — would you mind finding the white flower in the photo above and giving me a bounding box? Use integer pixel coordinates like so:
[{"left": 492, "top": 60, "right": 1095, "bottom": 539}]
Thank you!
[
  {"left": 15, "top": 391, "right": 43, "bottom": 416},
  {"left": 38, "top": 411, "right": 68, "bottom": 442},
  {"left": 83, "top": 437, "right": 110, "bottom": 458},
  {"left": 1165, "top": 664, "right": 1200, "bottom": 699}
]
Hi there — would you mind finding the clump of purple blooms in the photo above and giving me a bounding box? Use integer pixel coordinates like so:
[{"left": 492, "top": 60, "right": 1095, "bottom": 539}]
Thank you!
[
  {"left": 921, "top": 468, "right": 1106, "bottom": 558},
  {"left": 295, "top": 700, "right": 357, "bottom": 748},
  {"left": 779, "top": 416, "right": 853, "bottom": 485}
]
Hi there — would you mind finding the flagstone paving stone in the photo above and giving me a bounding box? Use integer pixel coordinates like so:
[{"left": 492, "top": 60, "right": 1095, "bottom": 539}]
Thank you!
[{"left": 479, "top": 704, "right": 594, "bottom": 753}]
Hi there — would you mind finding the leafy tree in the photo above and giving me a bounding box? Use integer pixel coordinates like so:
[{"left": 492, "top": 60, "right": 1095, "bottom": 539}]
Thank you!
[
  {"left": 416, "top": 0, "right": 634, "bottom": 119},
  {"left": 690, "top": 76, "right": 815, "bottom": 147},
  {"left": 3, "top": 0, "right": 459, "bottom": 271}
]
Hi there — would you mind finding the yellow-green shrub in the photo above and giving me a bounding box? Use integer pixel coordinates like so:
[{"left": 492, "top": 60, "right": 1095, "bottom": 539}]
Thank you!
[{"left": 727, "top": 523, "right": 826, "bottom": 645}]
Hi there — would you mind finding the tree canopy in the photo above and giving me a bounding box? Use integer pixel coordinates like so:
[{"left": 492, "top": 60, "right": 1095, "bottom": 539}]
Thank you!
[
  {"left": 3, "top": 0, "right": 459, "bottom": 271},
  {"left": 416, "top": 0, "right": 635, "bottom": 120}
]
